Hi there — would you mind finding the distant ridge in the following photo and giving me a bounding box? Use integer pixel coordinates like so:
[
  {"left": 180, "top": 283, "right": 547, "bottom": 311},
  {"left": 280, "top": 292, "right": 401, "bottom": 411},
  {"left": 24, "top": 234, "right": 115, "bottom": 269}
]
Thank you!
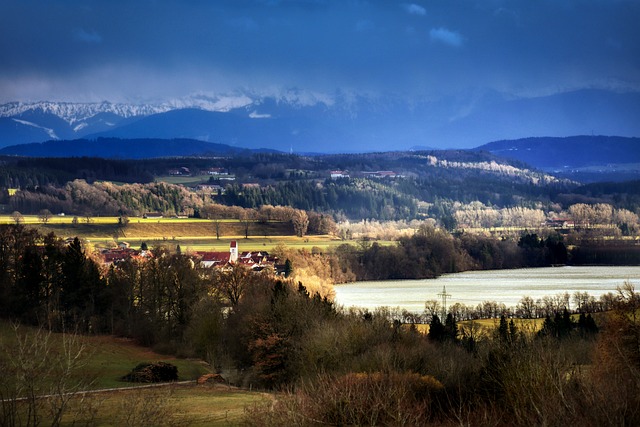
[
  {"left": 0, "top": 137, "right": 279, "bottom": 159},
  {"left": 477, "top": 136, "right": 640, "bottom": 169}
]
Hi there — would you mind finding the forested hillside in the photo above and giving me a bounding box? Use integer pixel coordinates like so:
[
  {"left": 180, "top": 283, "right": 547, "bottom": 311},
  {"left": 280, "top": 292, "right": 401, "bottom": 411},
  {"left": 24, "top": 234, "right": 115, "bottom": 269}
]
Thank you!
[{"left": 1, "top": 149, "right": 581, "bottom": 222}]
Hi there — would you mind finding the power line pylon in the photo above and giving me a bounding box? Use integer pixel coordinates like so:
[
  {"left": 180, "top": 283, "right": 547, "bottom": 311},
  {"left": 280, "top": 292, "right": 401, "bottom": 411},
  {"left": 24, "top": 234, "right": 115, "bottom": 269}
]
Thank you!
[{"left": 438, "top": 285, "right": 451, "bottom": 320}]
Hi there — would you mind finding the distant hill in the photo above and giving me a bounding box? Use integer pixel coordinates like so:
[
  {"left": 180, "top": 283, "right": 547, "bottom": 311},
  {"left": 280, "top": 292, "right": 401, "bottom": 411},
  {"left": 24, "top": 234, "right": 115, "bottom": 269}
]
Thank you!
[
  {"left": 477, "top": 136, "right": 640, "bottom": 182},
  {"left": 0, "top": 137, "right": 277, "bottom": 159}
]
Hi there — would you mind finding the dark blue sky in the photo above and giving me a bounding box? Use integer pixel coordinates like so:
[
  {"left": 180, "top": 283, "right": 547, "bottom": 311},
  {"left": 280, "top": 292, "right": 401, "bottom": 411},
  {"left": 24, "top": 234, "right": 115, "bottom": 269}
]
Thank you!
[{"left": 1, "top": 0, "right": 638, "bottom": 104}]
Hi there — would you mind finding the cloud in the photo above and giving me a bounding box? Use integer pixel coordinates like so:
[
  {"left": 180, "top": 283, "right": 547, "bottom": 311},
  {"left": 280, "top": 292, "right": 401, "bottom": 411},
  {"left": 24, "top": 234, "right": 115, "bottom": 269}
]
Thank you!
[
  {"left": 73, "top": 28, "right": 102, "bottom": 44},
  {"left": 0, "top": 0, "right": 638, "bottom": 105},
  {"left": 429, "top": 27, "right": 464, "bottom": 47},
  {"left": 403, "top": 3, "right": 426, "bottom": 16}
]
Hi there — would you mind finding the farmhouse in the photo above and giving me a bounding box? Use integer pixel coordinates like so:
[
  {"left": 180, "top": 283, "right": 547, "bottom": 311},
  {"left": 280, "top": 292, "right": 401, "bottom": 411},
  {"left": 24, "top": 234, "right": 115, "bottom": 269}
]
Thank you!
[
  {"left": 362, "top": 170, "right": 402, "bottom": 179},
  {"left": 330, "top": 170, "right": 349, "bottom": 179},
  {"left": 193, "top": 184, "right": 224, "bottom": 194},
  {"left": 99, "top": 246, "right": 153, "bottom": 265},
  {"left": 168, "top": 167, "right": 191, "bottom": 176},
  {"left": 143, "top": 212, "right": 163, "bottom": 219},
  {"left": 206, "top": 167, "right": 228, "bottom": 175},
  {"left": 546, "top": 218, "right": 575, "bottom": 228}
]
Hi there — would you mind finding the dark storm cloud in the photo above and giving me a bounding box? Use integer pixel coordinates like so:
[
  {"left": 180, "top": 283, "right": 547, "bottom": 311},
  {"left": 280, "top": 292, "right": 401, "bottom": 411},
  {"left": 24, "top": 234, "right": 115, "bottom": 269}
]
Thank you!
[{"left": 0, "top": 0, "right": 639, "bottom": 102}]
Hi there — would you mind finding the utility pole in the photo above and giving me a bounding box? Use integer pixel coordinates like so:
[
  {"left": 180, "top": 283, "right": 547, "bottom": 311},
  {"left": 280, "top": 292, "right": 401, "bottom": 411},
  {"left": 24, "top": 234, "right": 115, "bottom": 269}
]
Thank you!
[{"left": 438, "top": 285, "right": 451, "bottom": 320}]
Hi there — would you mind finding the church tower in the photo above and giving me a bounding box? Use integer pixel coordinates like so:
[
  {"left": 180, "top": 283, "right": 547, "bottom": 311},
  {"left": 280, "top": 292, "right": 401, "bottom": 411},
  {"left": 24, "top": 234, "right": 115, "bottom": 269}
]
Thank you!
[{"left": 229, "top": 240, "right": 238, "bottom": 263}]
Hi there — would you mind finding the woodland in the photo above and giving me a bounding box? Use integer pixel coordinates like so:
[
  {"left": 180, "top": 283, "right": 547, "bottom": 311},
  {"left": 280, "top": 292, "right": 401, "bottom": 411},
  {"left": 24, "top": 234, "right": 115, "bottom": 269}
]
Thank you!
[
  {"left": 1, "top": 223, "right": 639, "bottom": 425},
  {"left": 1, "top": 149, "right": 640, "bottom": 425}
]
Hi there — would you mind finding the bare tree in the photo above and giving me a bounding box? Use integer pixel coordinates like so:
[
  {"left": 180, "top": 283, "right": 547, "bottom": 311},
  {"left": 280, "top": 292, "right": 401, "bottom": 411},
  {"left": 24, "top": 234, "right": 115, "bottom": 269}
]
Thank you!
[
  {"left": 38, "top": 209, "right": 53, "bottom": 224},
  {"left": 517, "top": 295, "right": 537, "bottom": 318},
  {"left": 1, "top": 325, "right": 93, "bottom": 427},
  {"left": 291, "top": 209, "right": 309, "bottom": 237},
  {"left": 10, "top": 211, "right": 23, "bottom": 225},
  {"left": 239, "top": 211, "right": 253, "bottom": 239},
  {"left": 424, "top": 300, "right": 441, "bottom": 319},
  {"left": 215, "top": 263, "right": 253, "bottom": 306}
]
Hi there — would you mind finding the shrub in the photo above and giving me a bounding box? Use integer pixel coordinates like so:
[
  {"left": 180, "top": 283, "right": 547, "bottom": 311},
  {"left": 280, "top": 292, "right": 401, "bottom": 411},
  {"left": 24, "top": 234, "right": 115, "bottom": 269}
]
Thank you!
[
  {"left": 246, "top": 371, "right": 444, "bottom": 426},
  {"left": 121, "top": 362, "right": 178, "bottom": 383}
]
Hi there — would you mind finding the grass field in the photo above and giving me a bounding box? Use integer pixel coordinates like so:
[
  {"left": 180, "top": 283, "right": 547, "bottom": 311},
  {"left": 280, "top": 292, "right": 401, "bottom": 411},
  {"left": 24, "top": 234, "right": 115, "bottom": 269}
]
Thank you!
[
  {"left": 0, "top": 214, "right": 390, "bottom": 252},
  {"left": 0, "top": 321, "right": 210, "bottom": 390},
  {"left": 57, "top": 383, "right": 268, "bottom": 426},
  {"left": 0, "top": 321, "right": 267, "bottom": 426}
]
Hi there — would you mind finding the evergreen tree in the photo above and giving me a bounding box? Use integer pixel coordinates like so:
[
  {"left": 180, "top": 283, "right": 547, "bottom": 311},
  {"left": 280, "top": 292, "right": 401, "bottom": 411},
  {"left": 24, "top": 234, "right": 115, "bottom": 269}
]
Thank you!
[
  {"left": 498, "top": 315, "right": 509, "bottom": 342},
  {"left": 283, "top": 259, "right": 293, "bottom": 278},
  {"left": 444, "top": 312, "right": 458, "bottom": 342},
  {"left": 428, "top": 314, "right": 445, "bottom": 341}
]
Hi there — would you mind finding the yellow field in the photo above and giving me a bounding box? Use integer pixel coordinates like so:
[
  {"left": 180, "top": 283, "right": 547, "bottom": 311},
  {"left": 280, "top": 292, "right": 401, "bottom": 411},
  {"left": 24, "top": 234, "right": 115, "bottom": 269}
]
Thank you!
[
  {"left": 0, "top": 215, "right": 376, "bottom": 251},
  {"left": 411, "top": 317, "right": 545, "bottom": 335}
]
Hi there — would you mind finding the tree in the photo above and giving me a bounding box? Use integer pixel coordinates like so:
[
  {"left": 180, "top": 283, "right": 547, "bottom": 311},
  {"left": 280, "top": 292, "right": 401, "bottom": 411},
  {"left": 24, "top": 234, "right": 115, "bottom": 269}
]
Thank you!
[
  {"left": 424, "top": 300, "right": 441, "bottom": 319},
  {"left": 283, "top": 259, "right": 293, "bottom": 278},
  {"left": 215, "top": 263, "right": 252, "bottom": 306},
  {"left": 1, "top": 326, "right": 92, "bottom": 427},
  {"left": 213, "top": 219, "right": 221, "bottom": 240},
  {"left": 428, "top": 314, "right": 445, "bottom": 341},
  {"left": 517, "top": 296, "right": 537, "bottom": 318},
  {"left": 10, "top": 211, "right": 23, "bottom": 225},
  {"left": 444, "top": 313, "right": 458, "bottom": 342},
  {"left": 60, "top": 237, "right": 107, "bottom": 331},
  {"left": 291, "top": 209, "right": 309, "bottom": 237},
  {"left": 239, "top": 212, "right": 252, "bottom": 239},
  {"left": 38, "top": 209, "right": 52, "bottom": 224}
]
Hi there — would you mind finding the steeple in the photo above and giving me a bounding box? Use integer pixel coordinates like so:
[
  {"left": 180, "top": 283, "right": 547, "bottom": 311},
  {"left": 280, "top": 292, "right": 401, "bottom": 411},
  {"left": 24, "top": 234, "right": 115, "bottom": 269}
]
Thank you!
[{"left": 229, "top": 240, "right": 238, "bottom": 263}]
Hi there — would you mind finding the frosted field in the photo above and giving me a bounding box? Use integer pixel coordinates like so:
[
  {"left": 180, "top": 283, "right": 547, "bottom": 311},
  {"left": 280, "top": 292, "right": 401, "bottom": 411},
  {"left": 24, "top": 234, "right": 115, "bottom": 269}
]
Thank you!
[{"left": 334, "top": 266, "right": 640, "bottom": 313}]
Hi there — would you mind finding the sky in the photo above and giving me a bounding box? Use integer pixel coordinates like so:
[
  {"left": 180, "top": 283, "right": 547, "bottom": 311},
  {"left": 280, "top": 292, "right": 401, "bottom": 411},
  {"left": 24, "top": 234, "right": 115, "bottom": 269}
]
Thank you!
[{"left": 1, "top": 0, "right": 639, "bottom": 105}]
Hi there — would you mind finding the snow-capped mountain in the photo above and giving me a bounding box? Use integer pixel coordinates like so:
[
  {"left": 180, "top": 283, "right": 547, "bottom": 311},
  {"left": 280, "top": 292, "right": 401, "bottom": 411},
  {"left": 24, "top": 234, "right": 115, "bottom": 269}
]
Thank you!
[
  {"left": 0, "top": 95, "right": 266, "bottom": 147},
  {"left": 0, "top": 101, "right": 171, "bottom": 125},
  {"left": 1, "top": 88, "right": 639, "bottom": 152}
]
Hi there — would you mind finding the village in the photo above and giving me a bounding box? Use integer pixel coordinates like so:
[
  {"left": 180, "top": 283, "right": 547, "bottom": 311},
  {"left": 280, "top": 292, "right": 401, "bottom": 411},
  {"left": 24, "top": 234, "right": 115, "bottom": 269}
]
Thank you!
[{"left": 98, "top": 240, "right": 285, "bottom": 274}]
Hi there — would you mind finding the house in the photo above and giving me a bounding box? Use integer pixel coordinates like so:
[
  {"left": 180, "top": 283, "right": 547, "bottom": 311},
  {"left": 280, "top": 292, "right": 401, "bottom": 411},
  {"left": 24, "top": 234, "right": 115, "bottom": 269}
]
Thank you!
[
  {"left": 168, "top": 167, "right": 191, "bottom": 176},
  {"left": 195, "top": 251, "right": 231, "bottom": 268},
  {"left": 99, "top": 247, "right": 153, "bottom": 266},
  {"left": 194, "top": 241, "right": 237, "bottom": 268},
  {"left": 363, "top": 170, "right": 400, "bottom": 179},
  {"left": 206, "top": 167, "right": 228, "bottom": 176},
  {"left": 546, "top": 218, "right": 575, "bottom": 228},
  {"left": 330, "top": 170, "right": 350, "bottom": 179},
  {"left": 143, "top": 212, "right": 163, "bottom": 219},
  {"left": 193, "top": 184, "right": 223, "bottom": 193}
]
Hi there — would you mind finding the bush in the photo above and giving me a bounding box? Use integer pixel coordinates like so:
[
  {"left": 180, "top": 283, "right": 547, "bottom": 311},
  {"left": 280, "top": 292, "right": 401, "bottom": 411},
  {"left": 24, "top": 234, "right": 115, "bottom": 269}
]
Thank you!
[
  {"left": 121, "top": 362, "right": 178, "bottom": 383},
  {"left": 246, "top": 371, "right": 444, "bottom": 426}
]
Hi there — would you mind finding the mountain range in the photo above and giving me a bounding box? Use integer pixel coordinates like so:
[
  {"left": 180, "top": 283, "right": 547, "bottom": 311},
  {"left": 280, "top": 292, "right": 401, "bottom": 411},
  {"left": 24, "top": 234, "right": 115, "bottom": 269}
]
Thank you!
[{"left": 1, "top": 88, "right": 639, "bottom": 153}]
